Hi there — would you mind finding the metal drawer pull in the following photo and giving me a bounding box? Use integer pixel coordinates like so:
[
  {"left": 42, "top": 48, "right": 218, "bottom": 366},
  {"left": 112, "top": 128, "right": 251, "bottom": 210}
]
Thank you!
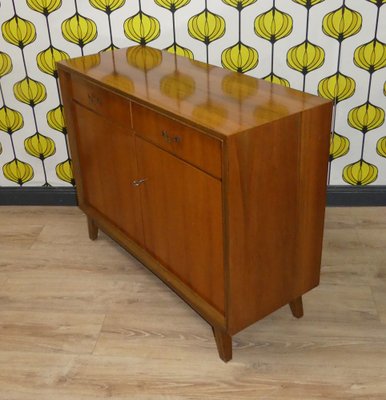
[
  {"left": 88, "top": 93, "right": 101, "bottom": 105},
  {"left": 132, "top": 178, "right": 147, "bottom": 187},
  {"left": 161, "top": 130, "right": 182, "bottom": 143}
]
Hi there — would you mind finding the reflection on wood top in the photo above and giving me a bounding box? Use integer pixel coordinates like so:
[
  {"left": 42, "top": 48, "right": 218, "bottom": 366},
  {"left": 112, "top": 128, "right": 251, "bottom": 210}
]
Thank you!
[{"left": 58, "top": 45, "right": 331, "bottom": 137}]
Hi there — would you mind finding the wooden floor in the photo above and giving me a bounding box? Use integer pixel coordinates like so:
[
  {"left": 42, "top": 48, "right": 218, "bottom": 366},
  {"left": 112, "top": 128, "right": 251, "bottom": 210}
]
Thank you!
[{"left": 0, "top": 206, "right": 385, "bottom": 399}]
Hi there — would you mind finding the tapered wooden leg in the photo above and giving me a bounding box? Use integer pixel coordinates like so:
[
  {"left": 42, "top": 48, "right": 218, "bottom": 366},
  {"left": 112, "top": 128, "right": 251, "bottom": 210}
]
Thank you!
[
  {"left": 289, "top": 296, "right": 304, "bottom": 318},
  {"left": 212, "top": 327, "right": 232, "bottom": 362},
  {"left": 87, "top": 216, "right": 98, "bottom": 240}
]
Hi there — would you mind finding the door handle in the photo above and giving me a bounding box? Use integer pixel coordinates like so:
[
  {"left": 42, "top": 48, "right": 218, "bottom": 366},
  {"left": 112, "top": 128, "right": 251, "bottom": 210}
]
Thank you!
[{"left": 88, "top": 93, "right": 101, "bottom": 106}]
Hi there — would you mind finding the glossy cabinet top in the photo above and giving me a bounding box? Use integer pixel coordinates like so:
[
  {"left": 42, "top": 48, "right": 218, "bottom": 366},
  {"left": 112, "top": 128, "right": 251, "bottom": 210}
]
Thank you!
[{"left": 58, "top": 46, "right": 330, "bottom": 137}]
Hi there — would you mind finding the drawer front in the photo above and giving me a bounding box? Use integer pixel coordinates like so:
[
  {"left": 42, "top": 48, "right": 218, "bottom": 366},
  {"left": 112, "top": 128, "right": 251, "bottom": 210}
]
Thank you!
[
  {"left": 71, "top": 76, "right": 131, "bottom": 128},
  {"left": 132, "top": 102, "right": 222, "bottom": 178}
]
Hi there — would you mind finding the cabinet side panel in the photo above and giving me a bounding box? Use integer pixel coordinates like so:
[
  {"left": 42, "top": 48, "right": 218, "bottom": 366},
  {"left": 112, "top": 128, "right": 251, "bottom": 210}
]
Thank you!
[
  {"left": 296, "top": 103, "right": 332, "bottom": 291},
  {"left": 227, "top": 115, "right": 302, "bottom": 334},
  {"left": 57, "top": 69, "right": 84, "bottom": 206}
]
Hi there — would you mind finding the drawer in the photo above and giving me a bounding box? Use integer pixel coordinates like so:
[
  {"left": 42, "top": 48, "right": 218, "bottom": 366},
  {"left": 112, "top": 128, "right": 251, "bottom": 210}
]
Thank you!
[
  {"left": 71, "top": 76, "right": 131, "bottom": 128},
  {"left": 132, "top": 102, "right": 222, "bottom": 178}
]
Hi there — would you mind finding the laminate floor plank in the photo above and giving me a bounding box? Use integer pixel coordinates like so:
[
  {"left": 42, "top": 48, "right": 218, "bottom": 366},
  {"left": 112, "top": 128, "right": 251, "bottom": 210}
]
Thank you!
[
  {"left": 0, "top": 206, "right": 83, "bottom": 225},
  {"left": 0, "top": 250, "right": 134, "bottom": 280},
  {"left": 0, "top": 206, "right": 385, "bottom": 399},
  {"left": 321, "top": 262, "right": 386, "bottom": 287},
  {"left": 372, "top": 285, "right": 386, "bottom": 325},
  {"left": 0, "top": 274, "right": 178, "bottom": 314},
  {"left": 358, "top": 228, "right": 386, "bottom": 249},
  {"left": 0, "top": 224, "right": 44, "bottom": 250},
  {"left": 323, "top": 207, "right": 358, "bottom": 229},
  {"left": 0, "top": 277, "right": 7, "bottom": 288},
  {"left": 354, "top": 208, "right": 386, "bottom": 229},
  {"left": 93, "top": 307, "right": 217, "bottom": 360},
  {"left": 0, "top": 351, "right": 79, "bottom": 399},
  {"left": 0, "top": 310, "right": 105, "bottom": 354}
]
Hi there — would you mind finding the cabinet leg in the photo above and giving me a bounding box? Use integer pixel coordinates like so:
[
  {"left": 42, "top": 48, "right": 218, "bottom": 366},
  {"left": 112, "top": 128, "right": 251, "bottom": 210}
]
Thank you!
[
  {"left": 87, "top": 217, "right": 98, "bottom": 241},
  {"left": 289, "top": 296, "right": 304, "bottom": 318},
  {"left": 212, "top": 327, "right": 232, "bottom": 362}
]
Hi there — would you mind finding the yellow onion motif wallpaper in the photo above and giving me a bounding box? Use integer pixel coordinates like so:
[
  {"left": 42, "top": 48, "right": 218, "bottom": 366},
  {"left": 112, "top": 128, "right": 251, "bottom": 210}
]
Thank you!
[{"left": 0, "top": 0, "right": 385, "bottom": 186}]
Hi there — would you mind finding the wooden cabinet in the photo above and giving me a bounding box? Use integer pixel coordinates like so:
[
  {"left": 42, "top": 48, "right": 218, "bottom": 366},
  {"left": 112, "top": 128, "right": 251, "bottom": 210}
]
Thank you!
[{"left": 58, "top": 45, "right": 332, "bottom": 362}]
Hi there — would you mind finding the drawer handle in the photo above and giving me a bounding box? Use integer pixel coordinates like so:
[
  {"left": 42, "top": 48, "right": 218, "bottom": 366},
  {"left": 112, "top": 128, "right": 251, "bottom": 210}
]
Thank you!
[
  {"left": 88, "top": 93, "right": 101, "bottom": 106},
  {"left": 132, "top": 178, "right": 147, "bottom": 187},
  {"left": 161, "top": 130, "right": 182, "bottom": 144}
]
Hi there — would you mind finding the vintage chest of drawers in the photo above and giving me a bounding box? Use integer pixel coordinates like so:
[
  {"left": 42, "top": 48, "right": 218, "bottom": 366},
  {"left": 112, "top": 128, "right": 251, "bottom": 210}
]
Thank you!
[{"left": 58, "top": 45, "right": 332, "bottom": 362}]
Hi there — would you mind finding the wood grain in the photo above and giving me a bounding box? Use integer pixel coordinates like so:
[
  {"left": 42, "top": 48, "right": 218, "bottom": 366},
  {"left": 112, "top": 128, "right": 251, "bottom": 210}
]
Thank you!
[
  {"left": 0, "top": 310, "right": 104, "bottom": 354},
  {"left": 0, "top": 206, "right": 386, "bottom": 399},
  {"left": 0, "top": 223, "right": 43, "bottom": 250},
  {"left": 226, "top": 114, "right": 302, "bottom": 333},
  {"left": 58, "top": 46, "right": 329, "bottom": 137}
]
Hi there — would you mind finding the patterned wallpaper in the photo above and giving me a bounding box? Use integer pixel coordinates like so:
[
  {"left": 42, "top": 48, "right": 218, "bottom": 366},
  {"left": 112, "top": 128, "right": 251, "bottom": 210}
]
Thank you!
[{"left": 0, "top": 0, "right": 385, "bottom": 187}]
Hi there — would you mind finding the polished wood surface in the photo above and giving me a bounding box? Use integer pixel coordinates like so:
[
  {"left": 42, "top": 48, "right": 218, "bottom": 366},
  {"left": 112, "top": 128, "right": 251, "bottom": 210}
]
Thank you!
[
  {"left": 58, "top": 46, "right": 332, "bottom": 361},
  {"left": 226, "top": 105, "right": 332, "bottom": 334},
  {"left": 58, "top": 46, "right": 330, "bottom": 137},
  {"left": 1, "top": 206, "right": 386, "bottom": 399},
  {"left": 227, "top": 114, "right": 302, "bottom": 333}
]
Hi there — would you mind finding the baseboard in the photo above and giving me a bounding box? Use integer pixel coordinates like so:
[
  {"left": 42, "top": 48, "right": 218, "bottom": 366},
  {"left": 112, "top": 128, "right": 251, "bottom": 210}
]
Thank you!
[
  {"left": 327, "top": 185, "right": 386, "bottom": 207},
  {"left": 0, "top": 186, "right": 385, "bottom": 207},
  {"left": 0, "top": 187, "right": 78, "bottom": 206}
]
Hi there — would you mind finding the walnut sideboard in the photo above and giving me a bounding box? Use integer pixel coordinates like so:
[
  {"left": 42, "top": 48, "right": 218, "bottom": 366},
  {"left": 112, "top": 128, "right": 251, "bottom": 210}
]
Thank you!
[{"left": 58, "top": 45, "right": 332, "bottom": 362}]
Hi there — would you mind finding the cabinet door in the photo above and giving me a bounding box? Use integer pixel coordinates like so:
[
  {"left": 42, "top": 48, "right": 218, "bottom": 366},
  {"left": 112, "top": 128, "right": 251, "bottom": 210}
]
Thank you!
[
  {"left": 136, "top": 137, "right": 225, "bottom": 313},
  {"left": 74, "top": 103, "right": 144, "bottom": 245}
]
